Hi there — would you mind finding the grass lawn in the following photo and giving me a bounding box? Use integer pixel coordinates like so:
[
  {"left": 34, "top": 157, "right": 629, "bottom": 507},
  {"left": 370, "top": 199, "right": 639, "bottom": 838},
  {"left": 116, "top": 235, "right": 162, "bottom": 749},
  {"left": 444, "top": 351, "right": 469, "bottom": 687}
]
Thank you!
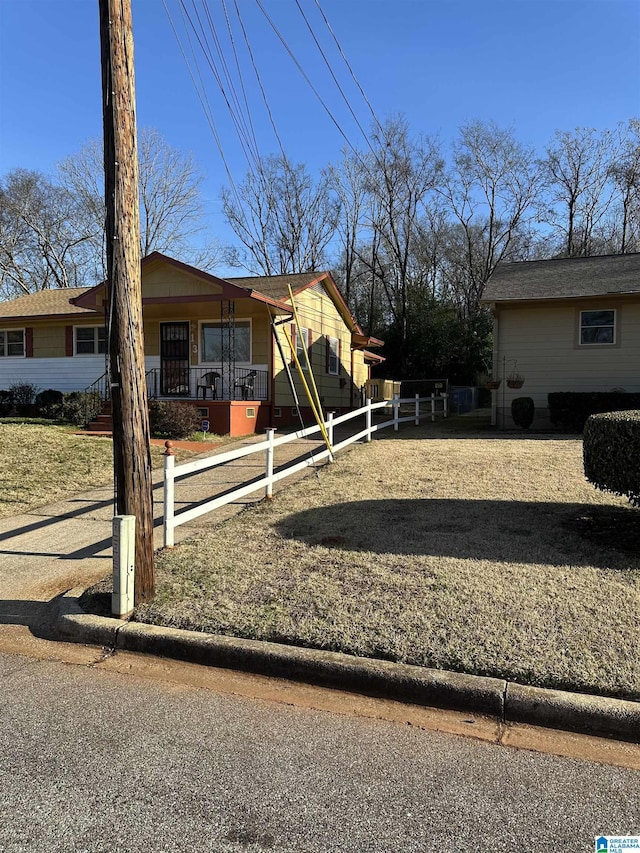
[
  {"left": 0, "top": 422, "right": 204, "bottom": 518},
  {"left": 135, "top": 423, "right": 640, "bottom": 701}
]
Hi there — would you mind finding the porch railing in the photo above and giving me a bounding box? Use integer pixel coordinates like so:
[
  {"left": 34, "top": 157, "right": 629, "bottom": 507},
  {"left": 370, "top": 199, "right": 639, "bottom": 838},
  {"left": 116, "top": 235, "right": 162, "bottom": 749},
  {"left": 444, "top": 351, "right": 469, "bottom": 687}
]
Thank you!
[{"left": 145, "top": 366, "right": 269, "bottom": 402}]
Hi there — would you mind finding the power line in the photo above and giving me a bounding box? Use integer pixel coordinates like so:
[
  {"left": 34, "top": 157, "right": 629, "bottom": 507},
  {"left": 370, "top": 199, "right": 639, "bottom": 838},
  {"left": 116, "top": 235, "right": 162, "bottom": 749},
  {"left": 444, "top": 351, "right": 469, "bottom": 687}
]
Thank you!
[
  {"left": 312, "top": 0, "right": 384, "bottom": 136},
  {"left": 293, "top": 0, "right": 376, "bottom": 157},
  {"left": 253, "top": 0, "right": 363, "bottom": 162}
]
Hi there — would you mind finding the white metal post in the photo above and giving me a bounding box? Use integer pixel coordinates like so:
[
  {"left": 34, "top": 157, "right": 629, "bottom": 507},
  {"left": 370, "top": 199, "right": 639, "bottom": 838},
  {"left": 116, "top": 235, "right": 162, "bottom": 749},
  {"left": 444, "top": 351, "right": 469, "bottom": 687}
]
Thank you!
[
  {"left": 431, "top": 393, "right": 435, "bottom": 422},
  {"left": 393, "top": 394, "right": 399, "bottom": 431},
  {"left": 112, "top": 515, "right": 135, "bottom": 618},
  {"left": 265, "top": 427, "right": 276, "bottom": 497},
  {"left": 163, "top": 442, "right": 175, "bottom": 548},
  {"left": 443, "top": 393, "right": 448, "bottom": 418},
  {"left": 327, "top": 412, "right": 335, "bottom": 461},
  {"left": 366, "top": 397, "right": 372, "bottom": 442},
  {"left": 415, "top": 393, "right": 420, "bottom": 426}
]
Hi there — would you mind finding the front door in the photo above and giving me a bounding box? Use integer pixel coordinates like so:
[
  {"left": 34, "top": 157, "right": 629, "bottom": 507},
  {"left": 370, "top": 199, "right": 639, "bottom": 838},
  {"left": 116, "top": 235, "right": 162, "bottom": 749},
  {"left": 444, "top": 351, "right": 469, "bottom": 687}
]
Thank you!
[{"left": 160, "top": 322, "right": 190, "bottom": 396}]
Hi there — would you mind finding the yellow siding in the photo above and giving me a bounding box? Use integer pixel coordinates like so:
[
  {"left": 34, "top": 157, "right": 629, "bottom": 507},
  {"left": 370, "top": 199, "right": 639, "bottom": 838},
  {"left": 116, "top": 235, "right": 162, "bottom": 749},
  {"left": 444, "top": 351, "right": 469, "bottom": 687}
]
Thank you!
[
  {"left": 142, "top": 264, "right": 223, "bottom": 298},
  {"left": 33, "top": 325, "right": 66, "bottom": 358},
  {"left": 143, "top": 299, "right": 272, "bottom": 365},
  {"left": 272, "top": 286, "right": 361, "bottom": 410},
  {"left": 494, "top": 297, "right": 640, "bottom": 423}
]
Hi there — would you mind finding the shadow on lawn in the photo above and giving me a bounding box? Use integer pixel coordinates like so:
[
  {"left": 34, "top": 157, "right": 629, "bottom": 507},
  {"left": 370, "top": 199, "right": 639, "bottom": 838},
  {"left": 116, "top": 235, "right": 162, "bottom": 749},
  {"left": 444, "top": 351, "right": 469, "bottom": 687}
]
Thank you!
[{"left": 276, "top": 498, "right": 640, "bottom": 569}]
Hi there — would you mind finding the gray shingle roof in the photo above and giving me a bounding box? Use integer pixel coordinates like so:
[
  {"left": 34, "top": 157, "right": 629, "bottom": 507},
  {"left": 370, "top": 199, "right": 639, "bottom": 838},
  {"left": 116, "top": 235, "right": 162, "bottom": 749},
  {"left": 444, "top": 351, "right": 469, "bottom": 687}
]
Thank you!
[{"left": 483, "top": 253, "right": 640, "bottom": 303}]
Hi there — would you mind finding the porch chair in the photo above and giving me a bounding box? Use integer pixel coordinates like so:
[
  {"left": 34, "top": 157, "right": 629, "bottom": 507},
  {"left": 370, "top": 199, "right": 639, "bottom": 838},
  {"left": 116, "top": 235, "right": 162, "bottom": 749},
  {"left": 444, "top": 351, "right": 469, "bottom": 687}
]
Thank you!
[
  {"left": 234, "top": 369, "right": 257, "bottom": 401},
  {"left": 196, "top": 371, "right": 221, "bottom": 400}
]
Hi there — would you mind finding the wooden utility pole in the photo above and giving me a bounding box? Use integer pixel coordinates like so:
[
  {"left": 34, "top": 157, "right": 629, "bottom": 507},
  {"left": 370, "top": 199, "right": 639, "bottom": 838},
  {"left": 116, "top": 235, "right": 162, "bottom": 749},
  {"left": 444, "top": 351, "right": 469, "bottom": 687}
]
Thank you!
[{"left": 99, "top": 0, "right": 154, "bottom": 603}]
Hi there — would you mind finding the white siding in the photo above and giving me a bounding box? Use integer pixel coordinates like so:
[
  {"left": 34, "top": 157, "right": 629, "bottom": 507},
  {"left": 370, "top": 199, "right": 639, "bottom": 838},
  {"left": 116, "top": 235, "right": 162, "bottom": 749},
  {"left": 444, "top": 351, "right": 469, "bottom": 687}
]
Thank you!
[
  {"left": 0, "top": 356, "right": 106, "bottom": 393},
  {"left": 0, "top": 356, "right": 161, "bottom": 394}
]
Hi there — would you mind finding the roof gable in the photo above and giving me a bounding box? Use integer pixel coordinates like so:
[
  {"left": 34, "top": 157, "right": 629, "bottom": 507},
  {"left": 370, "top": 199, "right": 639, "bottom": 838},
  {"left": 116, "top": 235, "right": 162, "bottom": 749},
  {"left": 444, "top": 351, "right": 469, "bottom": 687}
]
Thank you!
[{"left": 483, "top": 253, "right": 640, "bottom": 303}]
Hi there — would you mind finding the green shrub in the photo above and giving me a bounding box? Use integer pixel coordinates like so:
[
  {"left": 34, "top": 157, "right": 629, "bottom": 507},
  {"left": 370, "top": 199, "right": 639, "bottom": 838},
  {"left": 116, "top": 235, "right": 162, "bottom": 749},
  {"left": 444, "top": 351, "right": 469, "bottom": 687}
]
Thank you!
[
  {"left": 35, "top": 389, "right": 64, "bottom": 419},
  {"left": 583, "top": 410, "right": 640, "bottom": 506},
  {"left": 511, "top": 396, "right": 535, "bottom": 430},
  {"left": 549, "top": 391, "right": 640, "bottom": 432},
  {"left": 149, "top": 400, "right": 201, "bottom": 439},
  {"left": 59, "top": 391, "right": 102, "bottom": 427}
]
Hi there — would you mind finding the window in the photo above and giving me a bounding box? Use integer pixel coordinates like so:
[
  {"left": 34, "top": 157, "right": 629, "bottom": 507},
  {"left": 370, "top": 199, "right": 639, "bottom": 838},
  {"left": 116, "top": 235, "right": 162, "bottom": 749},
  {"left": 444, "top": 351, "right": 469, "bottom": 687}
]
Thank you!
[
  {"left": 580, "top": 310, "right": 616, "bottom": 345},
  {"left": 0, "top": 329, "right": 25, "bottom": 357},
  {"left": 201, "top": 320, "right": 251, "bottom": 363},
  {"left": 75, "top": 326, "right": 106, "bottom": 355},
  {"left": 296, "top": 327, "right": 310, "bottom": 369},
  {"left": 327, "top": 336, "right": 340, "bottom": 375}
]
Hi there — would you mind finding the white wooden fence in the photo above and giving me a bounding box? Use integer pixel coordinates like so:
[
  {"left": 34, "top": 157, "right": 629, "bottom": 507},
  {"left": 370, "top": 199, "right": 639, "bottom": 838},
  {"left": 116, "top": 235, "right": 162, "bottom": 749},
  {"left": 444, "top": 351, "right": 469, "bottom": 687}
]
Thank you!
[{"left": 163, "top": 393, "right": 448, "bottom": 547}]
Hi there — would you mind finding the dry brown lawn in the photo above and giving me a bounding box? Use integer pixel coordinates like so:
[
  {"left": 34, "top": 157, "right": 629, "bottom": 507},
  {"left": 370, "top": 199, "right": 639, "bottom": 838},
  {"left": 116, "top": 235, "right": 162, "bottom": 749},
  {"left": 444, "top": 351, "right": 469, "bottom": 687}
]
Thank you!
[
  {"left": 0, "top": 422, "right": 201, "bottom": 518},
  {"left": 137, "top": 424, "right": 640, "bottom": 701}
]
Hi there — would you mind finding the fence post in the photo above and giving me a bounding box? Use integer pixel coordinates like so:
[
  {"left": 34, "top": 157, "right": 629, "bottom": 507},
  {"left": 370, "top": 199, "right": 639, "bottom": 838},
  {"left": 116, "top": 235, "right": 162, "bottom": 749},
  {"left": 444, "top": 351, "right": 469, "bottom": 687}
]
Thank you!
[
  {"left": 265, "top": 427, "right": 276, "bottom": 497},
  {"left": 112, "top": 514, "right": 135, "bottom": 618},
  {"left": 393, "top": 394, "right": 400, "bottom": 432},
  {"left": 327, "top": 411, "right": 335, "bottom": 460},
  {"left": 415, "top": 393, "right": 420, "bottom": 426},
  {"left": 366, "top": 397, "right": 372, "bottom": 442},
  {"left": 431, "top": 393, "right": 436, "bottom": 422},
  {"left": 163, "top": 441, "right": 175, "bottom": 548},
  {"left": 443, "top": 393, "right": 448, "bottom": 418}
]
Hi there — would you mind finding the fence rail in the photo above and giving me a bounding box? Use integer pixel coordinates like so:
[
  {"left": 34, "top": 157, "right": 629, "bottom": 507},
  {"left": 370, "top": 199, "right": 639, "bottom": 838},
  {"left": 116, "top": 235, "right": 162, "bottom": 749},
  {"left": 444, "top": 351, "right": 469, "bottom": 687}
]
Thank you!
[{"left": 163, "top": 393, "right": 448, "bottom": 546}]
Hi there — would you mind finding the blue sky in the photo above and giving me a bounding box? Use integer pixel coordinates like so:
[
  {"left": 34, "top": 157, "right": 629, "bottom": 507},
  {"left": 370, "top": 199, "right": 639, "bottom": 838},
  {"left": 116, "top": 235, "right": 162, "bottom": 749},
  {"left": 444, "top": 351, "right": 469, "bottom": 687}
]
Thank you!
[{"left": 1, "top": 0, "right": 639, "bottom": 267}]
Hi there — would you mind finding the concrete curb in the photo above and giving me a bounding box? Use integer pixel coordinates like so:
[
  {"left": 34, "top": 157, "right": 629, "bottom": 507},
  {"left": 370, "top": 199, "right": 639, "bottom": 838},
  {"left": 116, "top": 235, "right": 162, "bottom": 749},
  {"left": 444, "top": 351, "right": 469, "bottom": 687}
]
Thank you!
[{"left": 53, "top": 589, "right": 640, "bottom": 742}]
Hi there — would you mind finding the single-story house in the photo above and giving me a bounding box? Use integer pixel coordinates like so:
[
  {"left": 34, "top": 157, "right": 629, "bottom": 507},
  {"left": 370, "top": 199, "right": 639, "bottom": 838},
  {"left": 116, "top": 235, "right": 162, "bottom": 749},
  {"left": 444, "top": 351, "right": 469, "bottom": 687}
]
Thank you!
[
  {"left": 0, "top": 252, "right": 383, "bottom": 435},
  {"left": 481, "top": 252, "right": 640, "bottom": 428}
]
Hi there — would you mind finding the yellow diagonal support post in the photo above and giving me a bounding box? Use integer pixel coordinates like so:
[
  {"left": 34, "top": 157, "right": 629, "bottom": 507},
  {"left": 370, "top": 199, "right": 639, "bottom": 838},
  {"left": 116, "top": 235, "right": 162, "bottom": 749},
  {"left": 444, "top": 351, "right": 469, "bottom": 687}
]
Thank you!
[
  {"left": 287, "top": 284, "right": 325, "bottom": 423},
  {"left": 282, "top": 325, "right": 334, "bottom": 458}
]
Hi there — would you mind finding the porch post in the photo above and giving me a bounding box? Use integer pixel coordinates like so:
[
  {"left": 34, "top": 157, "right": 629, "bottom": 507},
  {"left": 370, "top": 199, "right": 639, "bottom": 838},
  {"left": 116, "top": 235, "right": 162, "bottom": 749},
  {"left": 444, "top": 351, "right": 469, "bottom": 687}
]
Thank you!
[{"left": 366, "top": 397, "right": 372, "bottom": 442}]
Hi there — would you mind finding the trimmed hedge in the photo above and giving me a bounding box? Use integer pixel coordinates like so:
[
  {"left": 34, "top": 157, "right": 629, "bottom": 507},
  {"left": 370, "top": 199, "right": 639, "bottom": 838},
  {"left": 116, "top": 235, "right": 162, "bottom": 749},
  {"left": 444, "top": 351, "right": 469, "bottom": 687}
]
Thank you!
[
  {"left": 548, "top": 391, "right": 640, "bottom": 432},
  {"left": 583, "top": 410, "right": 640, "bottom": 507},
  {"left": 149, "top": 400, "right": 201, "bottom": 439},
  {"left": 511, "top": 396, "right": 534, "bottom": 429}
]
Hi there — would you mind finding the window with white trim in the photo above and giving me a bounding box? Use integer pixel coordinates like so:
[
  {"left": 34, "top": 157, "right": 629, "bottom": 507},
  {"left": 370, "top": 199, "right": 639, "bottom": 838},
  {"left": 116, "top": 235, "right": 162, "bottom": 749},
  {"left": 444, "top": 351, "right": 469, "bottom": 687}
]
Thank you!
[
  {"left": 580, "top": 310, "right": 616, "bottom": 345},
  {"left": 0, "top": 329, "right": 25, "bottom": 357},
  {"left": 327, "top": 336, "right": 339, "bottom": 375},
  {"left": 201, "top": 320, "right": 251, "bottom": 363},
  {"left": 296, "top": 327, "right": 310, "bottom": 369},
  {"left": 75, "top": 326, "right": 106, "bottom": 355}
]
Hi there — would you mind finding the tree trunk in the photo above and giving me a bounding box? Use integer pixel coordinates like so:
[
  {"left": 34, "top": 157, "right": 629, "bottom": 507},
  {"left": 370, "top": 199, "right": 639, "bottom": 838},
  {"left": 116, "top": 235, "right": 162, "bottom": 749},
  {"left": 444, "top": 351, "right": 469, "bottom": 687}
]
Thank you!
[{"left": 99, "top": 0, "right": 154, "bottom": 604}]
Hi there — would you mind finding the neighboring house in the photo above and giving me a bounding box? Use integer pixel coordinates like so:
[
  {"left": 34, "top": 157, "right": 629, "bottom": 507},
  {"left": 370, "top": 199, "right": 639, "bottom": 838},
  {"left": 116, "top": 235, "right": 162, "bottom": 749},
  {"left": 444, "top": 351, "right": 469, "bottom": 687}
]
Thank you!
[
  {"left": 481, "top": 252, "right": 640, "bottom": 428},
  {"left": 0, "top": 252, "right": 383, "bottom": 435}
]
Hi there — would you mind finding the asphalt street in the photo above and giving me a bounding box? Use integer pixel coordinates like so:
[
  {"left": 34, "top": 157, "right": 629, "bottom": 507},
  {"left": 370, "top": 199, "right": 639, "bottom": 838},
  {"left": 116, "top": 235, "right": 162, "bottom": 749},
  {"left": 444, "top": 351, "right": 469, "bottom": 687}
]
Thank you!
[{"left": 1, "top": 650, "right": 639, "bottom": 853}]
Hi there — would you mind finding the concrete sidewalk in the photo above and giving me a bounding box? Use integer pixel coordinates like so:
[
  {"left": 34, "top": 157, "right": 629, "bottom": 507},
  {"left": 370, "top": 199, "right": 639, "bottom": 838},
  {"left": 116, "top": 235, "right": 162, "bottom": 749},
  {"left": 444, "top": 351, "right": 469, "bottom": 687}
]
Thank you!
[{"left": 0, "top": 430, "right": 331, "bottom": 608}]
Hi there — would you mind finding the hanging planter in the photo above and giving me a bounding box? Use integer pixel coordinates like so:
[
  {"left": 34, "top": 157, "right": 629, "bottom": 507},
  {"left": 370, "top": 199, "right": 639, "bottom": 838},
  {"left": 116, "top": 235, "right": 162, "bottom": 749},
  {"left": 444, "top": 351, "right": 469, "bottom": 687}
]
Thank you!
[
  {"left": 485, "top": 378, "right": 501, "bottom": 390},
  {"left": 506, "top": 360, "right": 525, "bottom": 389}
]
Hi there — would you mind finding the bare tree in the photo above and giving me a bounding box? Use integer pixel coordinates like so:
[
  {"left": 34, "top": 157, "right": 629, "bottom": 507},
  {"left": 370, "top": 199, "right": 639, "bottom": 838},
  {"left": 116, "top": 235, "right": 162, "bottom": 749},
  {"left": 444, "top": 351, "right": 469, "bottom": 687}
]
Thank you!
[
  {"left": 58, "top": 127, "right": 217, "bottom": 272},
  {"left": 353, "top": 117, "right": 443, "bottom": 373},
  {"left": 540, "top": 126, "right": 621, "bottom": 257},
  {"left": 222, "top": 154, "right": 340, "bottom": 275},
  {"left": 439, "top": 120, "right": 542, "bottom": 316},
  {"left": 0, "top": 169, "right": 95, "bottom": 298},
  {"left": 609, "top": 119, "right": 640, "bottom": 253}
]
